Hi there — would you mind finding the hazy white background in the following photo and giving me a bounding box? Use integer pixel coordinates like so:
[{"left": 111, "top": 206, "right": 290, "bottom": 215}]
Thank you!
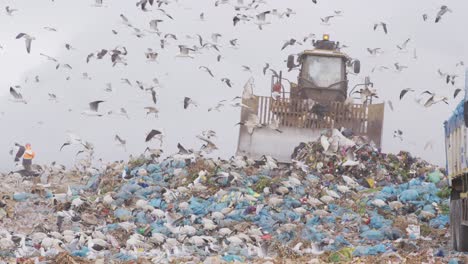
[{"left": 0, "top": 0, "right": 466, "bottom": 171}]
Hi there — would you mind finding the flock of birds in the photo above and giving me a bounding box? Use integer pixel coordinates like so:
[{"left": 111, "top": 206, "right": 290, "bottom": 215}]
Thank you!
[{"left": 0, "top": 0, "right": 463, "bottom": 168}]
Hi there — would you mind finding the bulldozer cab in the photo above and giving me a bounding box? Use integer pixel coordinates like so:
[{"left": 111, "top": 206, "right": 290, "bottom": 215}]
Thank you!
[{"left": 286, "top": 34, "right": 360, "bottom": 103}]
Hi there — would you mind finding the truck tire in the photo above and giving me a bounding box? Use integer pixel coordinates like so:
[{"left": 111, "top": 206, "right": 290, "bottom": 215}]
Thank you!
[{"left": 459, "top": 224, "right": 468, "bottom": 252}]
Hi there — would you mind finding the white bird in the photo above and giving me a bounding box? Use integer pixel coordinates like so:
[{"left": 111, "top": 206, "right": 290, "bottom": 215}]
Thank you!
[
  {"left": 15, "top": 33, "right": 35, "bottom": 53},
  {"left": 176, "top": 45, "right": 195, "bottom": 58},
  {"left": 321, "top": 15, "right": 335, "bottom": 24},
  {"left": 254, "top": 11, "right": 271, "bottom": 30},
  {"left": 237, "top": 114, "right": 262, "bottom": 134}
]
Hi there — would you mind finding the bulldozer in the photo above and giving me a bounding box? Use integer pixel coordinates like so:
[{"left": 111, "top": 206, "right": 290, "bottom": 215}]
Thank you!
[{"left": 236, "top": 34, "right": 385, "bottom": 162}]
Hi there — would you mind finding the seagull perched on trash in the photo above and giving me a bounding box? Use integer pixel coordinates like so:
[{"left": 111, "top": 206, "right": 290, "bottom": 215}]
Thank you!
[{"left": 15, "top": 33, "right": 35, "bottom": 53}]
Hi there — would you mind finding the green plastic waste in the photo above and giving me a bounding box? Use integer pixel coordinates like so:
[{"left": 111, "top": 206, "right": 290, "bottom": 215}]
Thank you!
[{"left": 427, "top": 170, "right": 442, "bottom": 183}]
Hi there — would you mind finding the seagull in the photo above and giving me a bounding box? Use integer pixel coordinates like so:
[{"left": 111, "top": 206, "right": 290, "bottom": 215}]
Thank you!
[
  {"left": 199, "top": 66, "right": 214, "bottom": 77},
  {"left": 446, "top": 74, "right": 457, "bottom": 85},
  {"left": 281, "top": 8, "right": 296, "bottom": 18},
  {"left": 229, "top": 39, "right": 239, "bottom": 48},
  {"left": 176, "top": 45, "right": 195, "bottom": 58},
  {"left": 48, "top": 93, "right": 58, "bottom": 102},
  {"left": 435, "top": 5, "right": 451, "bottom": 23},
  {"left": 39, "top": 53, "right": 58, "bottom": 62},
  {"left": 373, "top": 22, "right": 388, "bottom": 34},
  {"left": 199, "top": 12, "right": 205, "bottom": 21},
  {"left": 221, "top": 78, "right": 233, "bottom": 88},
  {"left": 44, "top": 27, "right": 58, "bottom": 32},
  {"left": 396, "top": 38, "right": 411, "bottom": 51},
  {"left": 421, "top": 92, "right": 449, "bottom": 107},
  {"left": 60, "top": 132, "right": 83, "bottom": 151},
  {"left": 56, "top": 63, "right": 73, "bottom": 70},
  {"left": 121, "top": 78, "right": 132, "bottom": 86},
  {"left": 367, "top": 48, "right": 382, "bottom": 55},
  {"left": 108, "top": 108, "right": 129, "bottom": 119},
  {"left": 211, "top": 33, "right": 222, "bottom": 44},
  {"left": 149, "top": 19, "right": 163, "bottom": 33},
  {"left": 144, "top": 106, "right": 159, "bottom": 117},
  {"left": 400, "top": 88, "right": 414, "bottom": 100},
  {"left": 145, "top": 48, "right": 158, "bottom": 61},
  {"left": 236, "top": 114, "right": 261, "bottom": 134},
  {"left": 82, "top": 101, "right": 105, "bottom": 116},
  {"left": 15, "top": 33, "right": 35, "bottom": 53},
  {"left": 9, "top": 87, "right": 26, "bottom": 104},
  {"left": 208, "top": 101, "right": 226, "bottom": 112},
  {"left": 394, "top": 63, "right": 408, "bottom": 72},
  {"left": 136, "top": 0, "right": 155, "bottom": 11},
  {"left": 145, "top": 129, "right": 163, "bottom": 143},
  {"left": 5, "top": 6, "right": 18, "bottom": 16},
  {"left": 114, "top": 135, "right": 127, "bottom": 150},
  {"left": 320, "top": 16, "right": 334, "bottom": 25},
  {"left": 65, "top": 44, "right": 76, "bottom": 50},
  {"left": 255, "top": 11, "right": 271, "bottom": 30},
  {"left": 241, "top": 65, "right": 252, "bottom": 72},
  {"left": 281, "top": 38, "right": 299, "bottom": 50},
  {"left": 120, "top": 14, "right": 132, "bottom": 26},
  {"left": 184, "top": 97, "right": 198, "bottom": 109},
  {"left": 150, "top": 89, "right": 157, "bottom": 104},
  {"left": 197, "top": 136, "right": 218, "bottom": 154},
  {"left": 422, "top": 14, "right": 428, "bottom": 21},
  {"left": 393, "top": 130, "right": 403, "bottom": 141},
  {"left": 454, "top": 88, "right": 462, "bottom": 99}
]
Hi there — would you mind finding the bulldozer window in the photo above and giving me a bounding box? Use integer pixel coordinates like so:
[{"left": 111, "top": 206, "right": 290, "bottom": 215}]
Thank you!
[{"left": 303, "top": 56, "right": 343, "bottom": 88}]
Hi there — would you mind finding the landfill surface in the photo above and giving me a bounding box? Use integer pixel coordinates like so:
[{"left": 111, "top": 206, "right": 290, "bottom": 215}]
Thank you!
[{"left": 0, "top": 129, "right": 467, "bottom": 264}]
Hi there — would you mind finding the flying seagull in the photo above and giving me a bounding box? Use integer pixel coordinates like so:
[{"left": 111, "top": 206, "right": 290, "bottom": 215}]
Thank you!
[
  {"left": 281, "top": 38, "right": 299, "bottom": 50},
  {"left": 199, "top": 66, "right": 214, "bottom": 77},
  {"left": 145, "top": 129, "right": 163, "bottom": 144},
  {"left": 393, "top": 130, "right": 403, "bottom": 141},
  {"left": 221, "top": 78, "right": 233, "bottom": 88},
  {"left": 263, "top": 63, "right": 270, "bottom": 75},
  {"left": 15, "top": 33, "right": 35, "bottom": 53},
  {"left": 394, "top": 63, "right": 408, "bottom": 72},
  {"left": 144, "top": 106, "right": 159, "bottom": 117},
  {"left": 184, "top": 97, "right": 198, "bottom": 109},
  {"left": 400, "top": 88, "right": 414, "bottom": 100},
  {"left": 5, "top": 6, "right": 18, "bottom": 16},
  {"left": 82, "top": 101, "right": 105, "bottom": 116},
  {"left": 176, "top": 45, "right": 195, "bottom": 58},
  {"left": 255, "top": 11, "right": 271, "bottom": 30},
  {"left": 114, "top": 135, "right": 127, "bottom": 150},
  {"left": 320, "top": 16, "right": 334, "bottom": 24},
  {"left": 396, "top": 38, "right": 411, "bottom": 51},
  {"left": 373, "top": 22, "right": 388, "bottom": 34},
  {"left": 435, "top": 5, "right": 451, "bottom": 23},
  {"left": 9, "top": 87, "right": 26, "bottom": 104}
]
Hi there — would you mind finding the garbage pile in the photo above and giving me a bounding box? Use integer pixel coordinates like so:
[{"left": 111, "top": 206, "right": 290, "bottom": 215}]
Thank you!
[{"left": 0, "top": 128, "right": 465, "bottom": 263}]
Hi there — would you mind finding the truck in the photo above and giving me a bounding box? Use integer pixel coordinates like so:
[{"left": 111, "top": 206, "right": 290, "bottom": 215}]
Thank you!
[
  {"left": 444, "top": 69, "right": 468, "bottom": 252},
  {"left": 236, "top": 34, "right": 385, "bottom": 162}
]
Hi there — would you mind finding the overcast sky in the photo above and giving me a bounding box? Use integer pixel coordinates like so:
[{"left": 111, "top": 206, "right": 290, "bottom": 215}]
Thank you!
[{"left": 0, "top": 0, "right": 466, "bottom": 171}]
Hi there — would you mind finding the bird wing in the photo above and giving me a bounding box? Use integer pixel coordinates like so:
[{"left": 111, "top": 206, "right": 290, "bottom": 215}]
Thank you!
[
  {"left": 60, "top": 142, "right": 70, "bottom": 151},
  {"left": 454, "top": 89, "right": 462, "bottom": 98},
  {"left": 15, "top": 33, "right": 26, "bottom": 39},
  {"left": 399, "top": 89, "right": 408, "bottom": 100},
  {"left": 382, "top": 23, "right": 388, "bottom": 34},
  {"left": 184, "top": 97, "right": 190, "bottom": 109}
]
